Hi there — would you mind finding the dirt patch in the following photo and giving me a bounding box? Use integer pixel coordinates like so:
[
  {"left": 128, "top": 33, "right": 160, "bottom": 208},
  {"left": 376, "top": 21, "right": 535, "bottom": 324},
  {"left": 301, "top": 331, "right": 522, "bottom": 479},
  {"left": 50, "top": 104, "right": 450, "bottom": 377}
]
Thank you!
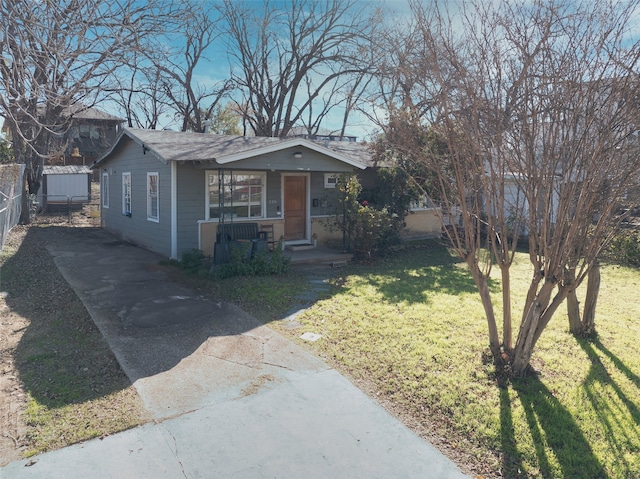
[
  {"left": 0, "top": 294, "right": 28, "bottom": 464},
  {"left": 30, "top": 181, "right": 101, "bottom": 228},
  {"left": 240, "top": 374, "right": 276, "bottom": 397}
]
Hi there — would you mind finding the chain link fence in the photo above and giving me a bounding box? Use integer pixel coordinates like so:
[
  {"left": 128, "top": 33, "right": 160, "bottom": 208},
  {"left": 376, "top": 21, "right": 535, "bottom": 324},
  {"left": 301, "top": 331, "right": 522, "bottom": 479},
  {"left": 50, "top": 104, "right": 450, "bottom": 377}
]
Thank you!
[
  {"left": 32, "top": 182, "right": 101, "bottom": 227},
  {"left": 0, "top": 164, "right": 25, "bottom": 252},
  {"left": 0, "top": 166, "right": 101, "bottom": 251}
]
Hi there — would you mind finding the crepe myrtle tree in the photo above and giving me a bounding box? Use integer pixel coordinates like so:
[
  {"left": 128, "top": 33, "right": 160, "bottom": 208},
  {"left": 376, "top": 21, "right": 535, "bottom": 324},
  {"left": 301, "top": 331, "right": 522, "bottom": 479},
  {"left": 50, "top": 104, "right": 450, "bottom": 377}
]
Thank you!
[{"left": 374, "top": 0, "right": 640, "bottom": 376}]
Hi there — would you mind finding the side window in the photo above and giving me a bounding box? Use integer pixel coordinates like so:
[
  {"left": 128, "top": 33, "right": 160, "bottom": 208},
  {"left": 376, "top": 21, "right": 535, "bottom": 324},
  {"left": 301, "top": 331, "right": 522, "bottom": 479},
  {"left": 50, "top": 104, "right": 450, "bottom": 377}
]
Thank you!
[
  {"left": 147, "top": 172, "right": 159, "bottom": 222},
  {"left": 122, "top": 172, "right": 131, "bottom": 216},
  {"left": 101, "top": 171, "right": 109, "bottom": 208}
]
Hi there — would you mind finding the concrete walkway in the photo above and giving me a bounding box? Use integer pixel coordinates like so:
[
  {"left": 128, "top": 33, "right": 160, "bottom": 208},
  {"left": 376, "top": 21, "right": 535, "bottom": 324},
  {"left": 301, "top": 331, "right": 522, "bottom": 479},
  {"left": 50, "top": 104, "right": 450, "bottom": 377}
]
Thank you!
[{"left": 2, "top": 227, "right": 469, "bottom": 479}]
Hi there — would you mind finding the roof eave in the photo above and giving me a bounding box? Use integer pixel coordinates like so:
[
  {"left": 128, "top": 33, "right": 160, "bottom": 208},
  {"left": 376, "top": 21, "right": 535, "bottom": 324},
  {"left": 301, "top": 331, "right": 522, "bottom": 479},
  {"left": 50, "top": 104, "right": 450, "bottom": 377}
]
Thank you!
[
  {"left": 91, "top": 129, "right": 166, "bottom": 169},
  {"left": 92, "top": 129, "right": 369, "bottom": 170},
  {"left": 215, "top": 138, "right": 367, "bottom": 170}
]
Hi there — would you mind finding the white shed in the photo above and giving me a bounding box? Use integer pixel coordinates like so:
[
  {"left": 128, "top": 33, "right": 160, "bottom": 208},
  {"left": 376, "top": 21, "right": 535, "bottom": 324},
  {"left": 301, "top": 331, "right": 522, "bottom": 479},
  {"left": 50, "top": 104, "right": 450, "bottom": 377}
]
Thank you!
[{"left": 40, "top": 165, "right": 92, "bottom": 207}]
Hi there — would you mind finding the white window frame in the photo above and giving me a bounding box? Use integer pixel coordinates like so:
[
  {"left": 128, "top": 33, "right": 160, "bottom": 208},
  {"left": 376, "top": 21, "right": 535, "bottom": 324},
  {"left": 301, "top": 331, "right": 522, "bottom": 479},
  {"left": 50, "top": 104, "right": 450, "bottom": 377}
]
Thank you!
[
  {"left": 147, "top": 172, "right": 159, "bottom": 222},
  {"left": 205, "top": 170, "right": 266, "bottom": 221},
  {"left": 101, "top": 171, "right": 109, "bottom": 209},
  {"left": 122, "top": 172, "right": 132, "bottom": 216}
]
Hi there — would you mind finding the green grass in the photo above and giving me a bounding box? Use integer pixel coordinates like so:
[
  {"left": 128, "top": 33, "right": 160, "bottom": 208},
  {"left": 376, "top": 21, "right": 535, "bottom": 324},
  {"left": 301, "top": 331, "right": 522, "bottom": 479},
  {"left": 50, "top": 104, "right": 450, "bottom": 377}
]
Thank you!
[
  {"left": 162, "top": 263, "right": 307, "bottom": 322},
  {"left": 278, "top": 243, "right": 640, "bottom": 479}
]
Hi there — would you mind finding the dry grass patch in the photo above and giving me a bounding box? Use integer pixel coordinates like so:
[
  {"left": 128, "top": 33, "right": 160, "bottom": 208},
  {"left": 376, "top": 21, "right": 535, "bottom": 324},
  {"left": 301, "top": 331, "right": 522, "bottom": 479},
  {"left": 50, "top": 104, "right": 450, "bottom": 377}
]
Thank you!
[{"left": 0, "top": 226, "right": 148, "bottom": 464}]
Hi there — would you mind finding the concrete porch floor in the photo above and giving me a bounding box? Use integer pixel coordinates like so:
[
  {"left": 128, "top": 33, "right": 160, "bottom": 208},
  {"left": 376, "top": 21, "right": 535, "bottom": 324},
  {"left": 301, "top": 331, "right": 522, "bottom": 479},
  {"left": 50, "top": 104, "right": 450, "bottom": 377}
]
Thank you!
[{"left": 283, "top": 245, "right": 352, "bottom": 265}]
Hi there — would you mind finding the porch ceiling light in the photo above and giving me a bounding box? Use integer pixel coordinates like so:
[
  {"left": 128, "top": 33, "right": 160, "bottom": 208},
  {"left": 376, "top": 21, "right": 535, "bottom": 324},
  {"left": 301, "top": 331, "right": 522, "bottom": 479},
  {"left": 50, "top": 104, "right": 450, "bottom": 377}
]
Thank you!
[{"left": 293, "top": 151, "right": 302, "bottom": 159}]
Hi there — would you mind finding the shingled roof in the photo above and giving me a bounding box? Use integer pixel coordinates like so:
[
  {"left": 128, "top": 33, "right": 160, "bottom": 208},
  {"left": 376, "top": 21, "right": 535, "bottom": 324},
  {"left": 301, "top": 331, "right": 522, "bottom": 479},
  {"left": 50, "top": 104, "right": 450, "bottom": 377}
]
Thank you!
[
  {"left": 36, "top": 104, "right": 124, "bottom": 122},
  {"left": 93, "top": 128, "right": 373, "bottom": 169},
  {"left": 43, "top": 165, "right": 92, "bottom": 175}
]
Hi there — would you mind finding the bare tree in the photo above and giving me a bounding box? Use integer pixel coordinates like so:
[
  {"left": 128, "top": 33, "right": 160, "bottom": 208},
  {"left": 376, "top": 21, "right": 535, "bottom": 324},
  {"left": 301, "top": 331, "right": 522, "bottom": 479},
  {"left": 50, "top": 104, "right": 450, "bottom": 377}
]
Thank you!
[
  {"left": 375, "top": 0, "right": 640, "bottom": 376},
  {"left": 363, "top": 5, "right": 452, "bottom": 130},
  {"left": 0, "top": 0, "right": 170, "bottom": 222},
  {"left": 110, "top": 54, "right": 172, "bottom": 130},
  {"left": 219, "top": 0, "right": 379, "bottom": 137},
  {"left": 153, "top": 0, "right": 231, "bottom": 133}
]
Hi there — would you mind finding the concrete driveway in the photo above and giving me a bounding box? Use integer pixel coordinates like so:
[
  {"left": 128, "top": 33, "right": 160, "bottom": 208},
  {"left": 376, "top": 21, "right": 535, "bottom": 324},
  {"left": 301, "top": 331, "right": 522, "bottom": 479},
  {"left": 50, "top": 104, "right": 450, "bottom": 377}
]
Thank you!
[{"left": 1, "top": 226, "right": 469, "bottom": 478}]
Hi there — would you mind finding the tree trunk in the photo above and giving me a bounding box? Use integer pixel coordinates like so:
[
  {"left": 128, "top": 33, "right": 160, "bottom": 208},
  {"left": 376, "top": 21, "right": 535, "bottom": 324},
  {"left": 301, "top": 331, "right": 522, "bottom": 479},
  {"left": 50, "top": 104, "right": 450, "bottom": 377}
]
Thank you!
[
  {"left": 20, "top": 180, "right": 30, "bottom": 224},
  {"left": 20, "top": 156, "right": 43, "bottom": 224},
  {"left": 467, "top": 258, "right": 501, "bottom": 360},
  {"left": 501, "top": 263, "right": 513, "bottom": 351},
  {"left": 512, "top": 281, "right": 555, "bottom": 376},
  {"left": 566, "top": 268, "right": 582, "bottom": 335},
  {"left": 581, "top": 262, "right": 600, "bottom": 336},
  {"left": 567, "top": 289, "right": 582, "bottom": 334}
]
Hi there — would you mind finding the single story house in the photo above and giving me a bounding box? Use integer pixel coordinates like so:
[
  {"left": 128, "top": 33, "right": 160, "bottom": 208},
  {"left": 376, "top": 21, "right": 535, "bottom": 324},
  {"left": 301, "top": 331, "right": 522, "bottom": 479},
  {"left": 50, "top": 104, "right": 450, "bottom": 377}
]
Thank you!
[{"left": 92, "top": 128, "right": 441, "bottom": 259}]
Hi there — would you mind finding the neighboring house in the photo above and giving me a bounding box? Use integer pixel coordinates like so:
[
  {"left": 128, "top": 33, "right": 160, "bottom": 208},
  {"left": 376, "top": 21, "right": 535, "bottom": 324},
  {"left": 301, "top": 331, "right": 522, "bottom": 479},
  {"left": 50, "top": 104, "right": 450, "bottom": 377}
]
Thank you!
[
  {"left": 93, "top": 128, "right": 442, "bottom": 259},
  {"left": 60, "top": 105, "right": 125, "bottom": 165},
  {"left": 1, "top": 104, "right": 124, "bottom": 166}
]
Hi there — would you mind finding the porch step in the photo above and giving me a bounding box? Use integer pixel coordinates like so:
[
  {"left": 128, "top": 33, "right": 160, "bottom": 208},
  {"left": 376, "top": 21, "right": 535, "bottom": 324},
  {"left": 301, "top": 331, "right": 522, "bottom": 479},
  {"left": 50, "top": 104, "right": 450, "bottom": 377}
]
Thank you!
[
  {"left": 286, "top": 243, "right": 316, "bottom": 251},
  {"left": 284, "top": 246, "right": 352, "bottom": 265}
]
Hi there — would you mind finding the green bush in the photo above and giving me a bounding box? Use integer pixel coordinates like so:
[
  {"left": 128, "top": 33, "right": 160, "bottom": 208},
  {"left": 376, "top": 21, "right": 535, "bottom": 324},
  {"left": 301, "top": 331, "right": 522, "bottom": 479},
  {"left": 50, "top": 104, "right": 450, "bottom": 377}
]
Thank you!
[
  {"left": 328, "top": 174, "right": 403, "bottom": 255},
  {"left": 604, "top": 229, "right": 640, "bottom": 267},
  {"left": 212, "top": 245, "right": 290, "bottom": 279},
  {"left": 180, "top": 244, "right": 290, "bottom": 279},
  {"left": 350, "top": 204, "right": 401, "bottom": 254},
  {"left": 180, "top": 248, "right": 209, "bottom": 275}
]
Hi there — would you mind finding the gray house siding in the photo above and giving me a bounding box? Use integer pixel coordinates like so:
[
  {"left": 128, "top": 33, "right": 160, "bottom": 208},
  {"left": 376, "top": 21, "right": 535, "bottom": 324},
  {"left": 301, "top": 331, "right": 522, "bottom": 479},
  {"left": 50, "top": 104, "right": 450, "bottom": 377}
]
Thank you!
[
  {"left": 309, "top": 171, "right": 340, "bottom": 216},
  {"left": 176, "top": 164, "right": 205, "bottom": 256},
  {"left": 221, "top": 147, "right": 358, "bottom": 172},
  {"left": 266, "top": 171, "right": 281, "bottom": 217},
  {"left": 99, "top": 140, "right": 172, "bottom": 256}
]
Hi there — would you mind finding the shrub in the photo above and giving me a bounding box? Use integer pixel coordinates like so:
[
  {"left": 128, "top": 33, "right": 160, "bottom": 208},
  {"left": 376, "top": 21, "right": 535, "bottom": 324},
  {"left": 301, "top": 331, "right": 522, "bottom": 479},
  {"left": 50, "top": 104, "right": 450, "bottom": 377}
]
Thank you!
[
  {"left": 328, "top": 174, "right": 403, "bottom": 255},
  {"left": 350, "top": 204, "right": 401, "bottom": 255},
  {"left": 212, "top": 245, "right": 290, "bottom": 279},
  {"left": 180, "top": 248, "right": 209, "bottom": 275},
  {"left": 179, "top": 245, "right": 290, "bottom": 279},
  {"left": 604, "top": 229, "right": 640, "bottom": 267}
]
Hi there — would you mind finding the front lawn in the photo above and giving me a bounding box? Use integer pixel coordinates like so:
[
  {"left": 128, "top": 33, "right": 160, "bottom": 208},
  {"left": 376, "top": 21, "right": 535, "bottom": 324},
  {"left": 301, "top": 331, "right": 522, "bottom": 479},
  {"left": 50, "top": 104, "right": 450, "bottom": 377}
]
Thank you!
[{"left": 280, "top": 243, "right": 640, "bottom": 479}]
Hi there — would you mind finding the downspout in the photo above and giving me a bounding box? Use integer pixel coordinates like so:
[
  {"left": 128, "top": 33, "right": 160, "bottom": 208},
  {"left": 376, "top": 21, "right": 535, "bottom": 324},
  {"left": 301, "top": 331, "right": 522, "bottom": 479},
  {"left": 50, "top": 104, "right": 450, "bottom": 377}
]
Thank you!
[{"left": 171, "top": 161, "right": 178, "bottom": 259}]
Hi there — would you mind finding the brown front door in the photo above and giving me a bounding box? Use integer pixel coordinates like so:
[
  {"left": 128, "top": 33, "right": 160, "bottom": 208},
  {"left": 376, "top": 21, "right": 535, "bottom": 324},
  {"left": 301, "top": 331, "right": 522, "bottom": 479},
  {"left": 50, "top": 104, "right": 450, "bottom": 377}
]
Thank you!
[{"left": 284, "top": 175, "right": 307, "bottom": 241}]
